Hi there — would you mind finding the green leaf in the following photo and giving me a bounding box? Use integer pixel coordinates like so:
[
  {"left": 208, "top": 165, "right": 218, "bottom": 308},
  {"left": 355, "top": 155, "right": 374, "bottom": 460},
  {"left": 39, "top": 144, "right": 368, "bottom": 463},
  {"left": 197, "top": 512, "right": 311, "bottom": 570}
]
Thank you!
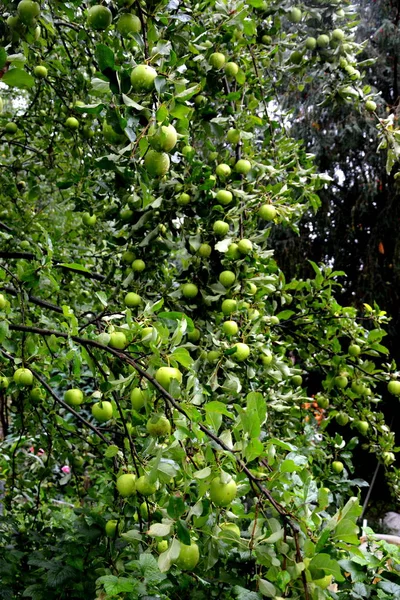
[
  {"left": 95, "top": 44, "right": 115, "bottom": 72},
  {"left": 58, "top": 263, "right": 92, "bottom": 273},
  {"left": 176, "top": 519, "right": 191, "bottom": 545},
  {"left": 309, "top": 554, "right": 345, "bottom": 582},
  {"left": 0, "top": 47, "right": 6, "bottom": 70},
  {"left": 147, "top": 522, "right": 172, "bottom": 537},
  {"left": 158, "top": 538, "right": 180, "bottom": 573},
  {"left": 167, "top": 495, "right": 186, "bottom": 519},
  {"left": 258, "top": 579, "right": 277, "bottom": 597},
  {"left": 2, "top": 68, "right": 35, "bottom": 89},
  {"left": 96, "top": 575, "right": 136, "bottom": 596},
  {"left": 158, "top": 311, "right": 194, "bottom": 331},
  {"left": 170, "top": 347, "right": 193, "bottom": 368},
  {"left": 234, "top": 586, "right": 262, "bottom": 600},
  {"left": 104, "top": 445, "right": 119, "bottom": 458},
  {"left": 0, "top": 321, "right": 9, "bottom": 343}
]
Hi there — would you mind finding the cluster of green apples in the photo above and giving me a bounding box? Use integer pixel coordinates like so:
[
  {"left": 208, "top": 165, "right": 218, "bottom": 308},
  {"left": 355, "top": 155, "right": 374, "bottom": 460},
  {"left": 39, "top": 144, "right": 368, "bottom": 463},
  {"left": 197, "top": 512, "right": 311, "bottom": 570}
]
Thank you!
[{"left": 6, "top": 1, "right": 41, "bottom": 43}]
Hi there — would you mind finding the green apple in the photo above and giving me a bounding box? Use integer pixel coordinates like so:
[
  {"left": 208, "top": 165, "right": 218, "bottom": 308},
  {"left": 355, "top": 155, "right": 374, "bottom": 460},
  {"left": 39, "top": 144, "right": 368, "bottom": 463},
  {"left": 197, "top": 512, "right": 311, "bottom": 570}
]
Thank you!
[
  {"left": 290, "top": 51, "right": 303, "bottom": 65},
  {"left": 317, "top": 34, "right": 330, "bottom": 48},
  {"left": 332, "top": 461, "right": 344, "bottom": 474},
  {"left": 0, "top": 294, "right": 6, "bottom": 309},
  {"left": 335, "top": 412, "right": 349, "bottom": 426},
  {"left": 130, "top": 64, "right": 157, "bottom": 93},
  {"left": 231, "top": 342, "right": 250, "bottom": 361},
  {"left": 207, "top": 350, "right": 219, "bottom": 363},
  {"left": 136, "top": 475, "right": 157, "bottom": 496},
  {"left": 139, "top": 501, "right": 149, "bottom": 519},
  {"left": 64, "top": 388, "right": 84, "bottom": 406},
  {"left": 225, "top": 62, "right": 239, "bottom": 77},
  {"left": 261, "top": 351, "right": 273, "bottom": 365},
  {"left": 238, "top": 239, "right": 253, "bottom": 254},
  {"left": 65, "top": 117, "right": 79, "bottom": 130},
  {"left": 261, "top": 35, "right": 272, "bottom": 45},
  {"left": 87, "top": 5, "right": 112, "bottom": 30},
  {"left": 82, "top": 212, "right": 96, "bottom": 226},
  {"left": 155, "top": 366, "right": 182, "bottom": 389},
  {"left": 105, "top": 520, "right": 118, "bottom": 538},
  {"left": 246, "top": 282, "right": 257, "bottom": 295},
  {"left": 209, "top": 475, "right": 237, "bottom": 507},
  {"left": 150, "top": 124, "right": 177, "bottom": 152},
  {"left": 130, "top": 387, "right": 146, "bottom": 410},
  {"left": 334, "top": 375, "right": 348, "bottom": 388},
  {"left": 226, "top": 243, "right": 241, "bottom": 259},
  {"left": 382, "top": 452, "right": 395, "bottom": 465},
  {"left": 5, "top": 122, "right": 18, "bottom": 134},
  {"left": 291, "top": 375, "right": 303, "bottom": 387},
  {"left": 187, "top": 328, "right": 201, "bottom": 342},
  {"left": 144, "top": 150, "right": 170, "bottom": 177},
  {"left": 316, "top": 395, "right": 329, "bottom": 409},
  {"left": 227, "top": 128, "right": 240, "bottom": 144},
  {"left": 365, "top": 100, "right": 377, "bottom": 112},
  {"left": 125, "top": 292, "right": 142, "bottom": 307},
  {"left": 313, "top": 574, "right": 333, "bottom": 590},
  {"left": 213, "top": 220, "right": 229, "bottom": 236},
  {"left": 388, "top": 380, "right": 400, "bottom": 395},
  {"left": 219, "top": 270, "right": 236, "bottom": 287},
  {"left": 17, "top": 1, "right": 40, "bottom": 25},
  {"left": 141, "top": 326, "right": 157, "bottom": 344},
  {"left": 355, "top": 420, "right": 369, "bottom": 435},
  {"left": 157, "top": 540, "right": 168, "bottom": 553},
  {"left": 146, "top": 414, "right": 171, "bottom": 437},
  {"left": 194, "top": 94, "right": 207, "bottom": 106},
  {"left": 116, "top": 473, "right": 136, "bottom": 497},
  {"left": 219, "top": 522, "right": 240, "bottom": 537},
  {"left": 209, "top": 52, "right": 226, "bottom": 69},
  {"left": 216, "top": 190, "right": 233, "bottom": 205},
  {"left": 348, "top": 344, "right": 361, "bottom": 357},
  {"left": 132, "top": 259, "right": 146, "bottom": 272},
  {"left": 176, "top": 541, "right": 200, "bottom": 570},
  {"left": 92, "top": 401, "right": 113, "bottom": 422},
  {"left": 0, "top": 377, "right": 9, "bottom": 389},
  {"left": 216, "top": 163, "right": 231, "bottom": 179},
  {"left": 177, "top": 192, "right": 191, "bottom": 205},
  {"left": 109, "top": 332, "right": 128, "bottom": 350},
  {"left": 288, "top": 7, "right": 302, "bottom": 23},
  {"left": 235, "top": 159, "right": 251, "bottom": 174},
  {"left": 30, "top": 387, "right": 43, "bottom": 401},
  {"left": 122, "top": 250, "right": 135, "bottom": 264},
  {"left": 305, "top": 37, "right": 317, "bottom": 50},
  {"left": 332, "top": 28, "right": 345, "bottom": 41},
  {"left": 13, "top": 368, "right": 34, "bottom": 386},
  {"left": 182, "top": 145, "right": 195, "bottom": 159},
  {"left": 182, "top": 283, "right": 198, "bottom": 298},
  {"left": 221, "top": 299, "right": 237, "bottom": 315},
  {"left": 34, "top": 65, "right": 47, "bottom": 78},
  {"left": 116, "top": 13, "right": 141, "bottom": 36},
  {"left": 222, "top": 320, "right": 238, "bottom": 335},
  {"left": 198, "top": 243, "right": 212, "bottom": 258},
  {"left": 259, "top": 204, "right": 276, "bottom": 220}
]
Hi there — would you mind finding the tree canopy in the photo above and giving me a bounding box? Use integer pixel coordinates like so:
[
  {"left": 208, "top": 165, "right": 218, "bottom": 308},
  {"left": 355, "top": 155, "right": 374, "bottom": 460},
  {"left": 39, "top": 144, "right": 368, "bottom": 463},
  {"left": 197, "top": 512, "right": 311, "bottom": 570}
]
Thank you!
[{"left": 1, "top": 1, "right": 400, "bottom": 599}]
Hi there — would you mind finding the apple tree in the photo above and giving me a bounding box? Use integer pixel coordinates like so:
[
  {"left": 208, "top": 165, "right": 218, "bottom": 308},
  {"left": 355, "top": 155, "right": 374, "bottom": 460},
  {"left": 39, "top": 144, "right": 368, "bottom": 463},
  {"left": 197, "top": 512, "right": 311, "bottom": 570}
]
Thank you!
[{"left": 0, "top": 1, "right": 400, "bottom": 599}]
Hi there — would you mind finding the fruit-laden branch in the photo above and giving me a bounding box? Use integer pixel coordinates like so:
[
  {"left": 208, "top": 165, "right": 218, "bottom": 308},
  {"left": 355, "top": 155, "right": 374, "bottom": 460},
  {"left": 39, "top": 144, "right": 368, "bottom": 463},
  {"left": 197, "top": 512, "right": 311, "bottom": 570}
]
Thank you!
[
  {"left": 0, "top": 345, "right": 112, "bottom": 447},
  {"left": 7, "top": 324, "right": 299, "bottom": 522}
]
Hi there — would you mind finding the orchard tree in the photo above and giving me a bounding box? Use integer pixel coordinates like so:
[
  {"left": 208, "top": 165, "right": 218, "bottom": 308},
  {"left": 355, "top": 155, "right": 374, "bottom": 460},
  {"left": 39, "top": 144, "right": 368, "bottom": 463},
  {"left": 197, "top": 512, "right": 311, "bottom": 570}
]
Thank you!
[{"left": 1, "top": 1, "right": 400, "bottom": 600}]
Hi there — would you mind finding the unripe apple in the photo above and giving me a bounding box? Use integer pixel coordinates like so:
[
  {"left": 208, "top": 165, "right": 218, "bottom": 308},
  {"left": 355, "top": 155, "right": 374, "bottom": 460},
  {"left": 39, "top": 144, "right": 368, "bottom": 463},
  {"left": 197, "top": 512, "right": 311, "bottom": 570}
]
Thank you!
[
  {"left": 388, "top": 380, "right": 400, "bottom": 396},
  {"left": 335, "top": 412, "right": 349, "bottom": 426},
  {"left": 354, "top": 420, "right": 369, "bottom": 435},
  {"left": 65, "top": 117, "right": 79, "bottom": 130},
  {"left": 246, "top": 282, "right": 257, "bottom": 295},
  {"left": 238, "top": 239, "right": 253, "bottom": 254},
  {"left": 132, "top": 259, "right": 146, "bottom": 272},
  {"left": 155, "top": 366, "right": 182, "bottom": 389},
  {"left": 209, "top": 52, "right": 226, "bottom": 69},
  {"left": 213, "top": 220, "right": 229, "bottom": 236},
  {"left": 136, "top": 475, "right": 158, "bottom": 496},
  {"left": 131, "top": 387, "right": 146, "bottom": 410},
  {"left": 365, "top": 100, "right": 377, "bottom": 112},
  {"left": 209, "top": 475, "right": 237, "bottom": 506},
  {"left": 146, "top": 414, "right": 171, "bottom": 437},
  {"left": 219, "top": 522, "right": 240, "bottom": 537},
  {"left": 82, "top": 212, "right": 96, "bottom": 226},
  {"left": 382, "top": 451, "right": 395, "bottom": 465},
  {"left": 187, "top": 328, "right": 201, "bottom": 343},
  {"left": 225, "top": 62, "right": 239, "bottom": 77},
  {"left": 105, "top": 520, "right": 118, "bottom": 538},
  {"left": 92, "top": 401, "right": 113, "bottom": 422},
  {"left": 144, "top": 150, "right": 170, "bottom": 177},
  {"left": 177, "top": 192, "right": 191, "bottom": 205},
  {"left": 0, "top": 294, "right": 6, "bottom": 309},
  {"left": 5, "top": 122, "right": 18, "bottom": 134},
  {"left": 227, "top": 243, "right": 241, "bottom": 259},
  {"left": 216, "top": 163, "right": 231, "bottom": 179},
  {"left": 348, "top": 344, "right": 361, "bottom": 357},
  {"left": 259, "top": 204, "right": 276, "bottom": 220},
  {"left": 182, "top": 283, "right": 198, "bottom": 299},
  {"left": 221, "top": 299, "right": 237, "bottom": 315},
  {"left": 130, "top": 64, "right": 157, "bottom": 93},
  {"left": 0, "top": 377, "right": 9, "bottom": 389},
  {"left": 17, "top": 1, "right": 40, "bottom": 25},
  {"left": 222, "top": 320, "right": 238, "bottom": 335},
  {"left": 157, "top": 540, "right": 168, "bottom": 553},
  {"left": 332, "top": 28, "right": 345, "bottom": 41},
  {"left": 334, "top": 374, "right": 348, "bottom": 388},
  {"left": 29, "top": 387, "right": 43, "bottom": 401},
  {"left": 182, "top": 145, "right": 195, "bottom": 159},
  {"left": 64, "top": 388, "right": 84, "bottom": 406},
  {"left": 288, "top": 7, "right": 302, "bottom": 23},
  {"left": 116, "top": 473, "right": 136, "bottom": 497},
  {"left": 332, "top": 461, "right": 344, "bottom": 474},
  {"left": 109, "top": 332, "right": 128, "bottom": 350},
  {"left": 227, "top": 128, "right": 240, "bottom": 144},
  {"left": 87, "top": 5, "right": 112, "bottom": 30},
  {"left": 234, "top": 159, "right": 251, "bottom": 174},
  {"left": 305, "top": 37, "right": 317, "bottom": 50},
  {"left": 125, "top": 292, "right": 142, "bottom": 307},
  {"left": 216, "top": 190, "right": 233, "bottom": 205},
  {"left": 34, "top": 65, "right": 47, "bottom": 78},
  {"left": 116, "top": 13, "right": 141, "bottom": 37},
  {"left": 149, "top": 124, "right": 177, "bottom": 152},
  {"left": 13, "top": 368, "right": 34, "bottom": 386},
  {"left": 176, "top": 541, "right": 200, "bottom": 570},
  {"left": 207, "top": 350, "right": 220, "bottom": 363},
  {"left": 231, "top": 342, "right": 250, "bottom": 361},
  {"left": 260, "top": 351, "right": 273, "bottom": 365},
  {"left": 317, "top": 34, "right": 330, "bottom": 48},
  {"left": 198, "top": 243, "right": 212, "bottom": 258},
  {"left": 219, "top": 270, "right": 236, "bottom": 287},
  {"left": 291, "top": 375, "right": 303, "bottom": 387},
  {"left": 194, "top": 94, "right": 207, "bottom": 107}
]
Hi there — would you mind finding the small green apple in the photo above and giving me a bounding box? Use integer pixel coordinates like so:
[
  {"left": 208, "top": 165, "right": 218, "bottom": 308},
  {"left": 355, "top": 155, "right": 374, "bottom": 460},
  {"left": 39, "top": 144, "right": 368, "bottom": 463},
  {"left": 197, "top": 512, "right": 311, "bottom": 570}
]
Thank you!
[
  {"left": 221, "top": 299, "right": 237, "bottom": 315},
  {"left": 222, "top": 321, "right": 238, "bottom": 335},
  {"left": 219, "top": 270, "right": 236, "bottom": 287},
  {"left": 235, "top": 159, "right": 251, "bottom": 174},
  {"left": 116, "top": 473, "right": 136, "bottom": 497},
  {"left": 216, "top": 163, "right": 231, "bottom": 179},
  {"left": 348, "top": 344, "right": 361, "bottom": 357},
  {"left": 13, "top": 368, "right": 34, "bottom": 386},
  {"left": 231, "top": 342, "right": 250, "bottom": 361},
  {"left": 65, "top": 117, "right": 79, "bottom": 130},
  {"left": 34, "top": 65, "right": 47, "bottom": 78},
  {"left": 109, "top": 332, "right": 128, "bottom": 350},
  {"left": 87, "top": 5, "right": 112, "bottom": 30},
  {"left": 116, "top": 13, "right": 141, "bottom": 36},
  {"left": 144, "top": 150, "right": 170, "bottom": 177},
  {"left": 213, "top": 220, "right": 229, "bottom": 236},
  {"left": 132, "top": 259, "right": 146, "bottom": 272},
  {"left": 259, "top": 204, "right": 276, "bottom": 220},
  {"left": 216, "top": 189, "right": 233, "bottom": 205},
  {"left": 176, "top": 541, "right": 200, "bottom": 570},
  {"left": 209, "top": 52, "right": 226, "bottom": 69},
  {"left": 332, "top": 461, "right": 344, "bottom": 474},
  {"left": 182, "top": 283, "right": 199, "bottom": 299},
  {"left": 224, "top": 62, "right": 239, "bottom": 77},
  {"left": 125, "top": 292, "right": 142, "bottom": 307},
  {"left": 64, "top": 388, "right": 84, "bottom": 406},
  {"left": 150, "top": 124, "right": 177, "bottom": 152},
  {"left": 92, "top": 401, "right": 113, "bottom": 422},
  {"left": 209, "top": 475, "right": 237, "bottom": 507},
  {"left": 146, "top": 414, "right": 171, "bottom": 437},
  {"left": 238, "top": 239, "right": 253, "bottom": 254},
  {"left": 155, "top": 366, "right": 182, "bottom": 389},
  {"left": 388, "top": 380, "right": 400, "bottom": 396},
  {"left": 136, "top": 475, "right": 158, "bottom": 496},
  {"left": 105, "top": 519, "right": 118, "bottom": 538},
  {"left": 130, "top": 64, "right": 157, "bottom": 93},
  {"left": 198, "top": 243, "right": 212, "bottom": 258}
]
